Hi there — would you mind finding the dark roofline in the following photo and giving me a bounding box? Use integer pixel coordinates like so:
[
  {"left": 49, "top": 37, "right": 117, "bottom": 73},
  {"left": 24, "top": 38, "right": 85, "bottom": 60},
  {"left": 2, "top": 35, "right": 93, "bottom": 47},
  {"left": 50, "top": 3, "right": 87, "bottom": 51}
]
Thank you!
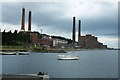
[{"left": 51, "top": 36, "right": 71, "bottom": 41}]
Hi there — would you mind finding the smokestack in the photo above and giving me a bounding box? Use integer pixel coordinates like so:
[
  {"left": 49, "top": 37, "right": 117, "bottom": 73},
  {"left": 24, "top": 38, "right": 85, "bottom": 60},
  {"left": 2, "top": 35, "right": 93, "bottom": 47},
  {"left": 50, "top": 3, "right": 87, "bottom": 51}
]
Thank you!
[
  {"left": 72, "top": 17, "right": 76, "bottom": 42},
  {"left": 78, "top": 20, "right": 81, "bottom": 42},
  {"left": 28, "top": 10, "right": 31, "bottom": 32},
  {"left": 21, "top": 7, "right": 25, "bottom": 31}
]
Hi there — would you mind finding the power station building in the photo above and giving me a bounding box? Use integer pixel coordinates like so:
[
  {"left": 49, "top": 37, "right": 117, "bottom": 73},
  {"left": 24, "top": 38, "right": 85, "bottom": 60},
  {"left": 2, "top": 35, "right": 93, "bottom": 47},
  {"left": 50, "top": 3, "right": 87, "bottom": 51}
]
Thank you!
[
  {"left": 72, "top": 17, "right": 107, "bottom": 49},
  {"left": 20, "top": 7, "right": 53, "bottom": 47},
  {"left": 19, "top": 7, "right": 107, "bottom": 49}
]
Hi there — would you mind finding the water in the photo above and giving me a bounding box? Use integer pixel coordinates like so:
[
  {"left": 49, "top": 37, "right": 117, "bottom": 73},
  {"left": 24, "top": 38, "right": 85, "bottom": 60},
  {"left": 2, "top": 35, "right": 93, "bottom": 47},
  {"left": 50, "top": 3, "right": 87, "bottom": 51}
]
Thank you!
[{"left": 2, "top": 50, "right": 118, "bottom": 78}]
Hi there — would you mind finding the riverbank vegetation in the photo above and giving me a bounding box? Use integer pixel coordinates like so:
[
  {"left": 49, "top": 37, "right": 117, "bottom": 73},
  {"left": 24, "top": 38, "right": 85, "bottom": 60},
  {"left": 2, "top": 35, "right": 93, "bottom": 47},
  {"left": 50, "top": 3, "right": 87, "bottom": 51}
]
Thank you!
[
  {"left": 1, "top": 46, "right": 67, "bottom": 53},
  {"left": 1, "top": 45, "right": 107, "bottom": 53},
  {"left": 2, "top": 30, "right": 30, "bottom": 46}
]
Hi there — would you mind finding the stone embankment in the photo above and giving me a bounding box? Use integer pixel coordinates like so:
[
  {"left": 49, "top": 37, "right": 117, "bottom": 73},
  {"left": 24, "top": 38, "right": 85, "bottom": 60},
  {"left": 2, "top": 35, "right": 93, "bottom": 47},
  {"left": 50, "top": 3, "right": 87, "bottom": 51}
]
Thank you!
[{"left": 33, "top": 48, "right": 67, "bottom": 53}]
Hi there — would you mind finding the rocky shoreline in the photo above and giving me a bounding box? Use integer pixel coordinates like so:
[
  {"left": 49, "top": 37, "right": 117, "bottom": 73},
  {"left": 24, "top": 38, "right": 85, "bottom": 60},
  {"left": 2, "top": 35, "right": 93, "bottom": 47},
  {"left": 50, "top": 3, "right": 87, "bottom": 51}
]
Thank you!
[
  {"left": 0, "top": 48, "right": 67, "bottom": 53},
  {"left": 1, "top": 47, "right": 118, "bottom": 54},
  {"left": 33, "top": 48, "right": 67, "bottom": 53}
]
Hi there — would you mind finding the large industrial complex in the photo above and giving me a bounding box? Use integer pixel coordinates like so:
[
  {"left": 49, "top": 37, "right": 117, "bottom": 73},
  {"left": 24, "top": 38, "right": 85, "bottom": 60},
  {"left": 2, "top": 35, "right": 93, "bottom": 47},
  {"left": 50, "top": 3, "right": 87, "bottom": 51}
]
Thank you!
[{"left": 18, "top": 7, "right": 107, "bottom": 49}]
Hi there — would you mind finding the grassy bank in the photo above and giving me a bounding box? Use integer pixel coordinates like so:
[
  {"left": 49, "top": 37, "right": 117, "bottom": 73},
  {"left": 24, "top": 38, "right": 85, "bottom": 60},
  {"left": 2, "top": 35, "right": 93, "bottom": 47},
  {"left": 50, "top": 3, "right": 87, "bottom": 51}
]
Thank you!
[
  {"left": 1, "top": 46, "right": 67, "bottom": 53},
  {"left": 65, "top": 48, "right": 107, "bottom": 51},
  {"left": 1, "top": 46, "right": 107, "bottom": 53}
]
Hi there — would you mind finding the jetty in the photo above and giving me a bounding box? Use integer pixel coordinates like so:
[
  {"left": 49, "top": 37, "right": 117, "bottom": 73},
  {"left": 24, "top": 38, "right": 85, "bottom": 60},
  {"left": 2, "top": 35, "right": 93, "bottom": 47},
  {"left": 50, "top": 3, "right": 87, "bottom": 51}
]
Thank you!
[{"left": 1, "top": 72, "right": 49, "bottom": 80}]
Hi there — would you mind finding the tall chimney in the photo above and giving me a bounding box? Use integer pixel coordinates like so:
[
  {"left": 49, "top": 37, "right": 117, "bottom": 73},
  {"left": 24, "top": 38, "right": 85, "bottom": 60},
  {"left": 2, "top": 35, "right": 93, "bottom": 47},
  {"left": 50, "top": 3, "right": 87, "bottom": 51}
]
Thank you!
[
  {"left": 78, "top": 20, "right": 81, "bottom": 42},
  {"left": 72, "top": 17, "right": 75, "bottom": 42},
  {"left": 28, "top": 10, "right": 31, "bottom": 32},
  {"left": 21, "top": 7, "right": 25, "bottom": 31}
]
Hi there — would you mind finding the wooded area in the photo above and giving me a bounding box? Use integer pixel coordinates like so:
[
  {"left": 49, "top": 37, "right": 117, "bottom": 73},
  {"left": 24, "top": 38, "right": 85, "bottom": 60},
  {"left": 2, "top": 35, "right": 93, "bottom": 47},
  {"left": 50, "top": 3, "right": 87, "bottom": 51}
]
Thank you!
[{"left": 2, "top": 30, "right": 30, "bottom": 46}]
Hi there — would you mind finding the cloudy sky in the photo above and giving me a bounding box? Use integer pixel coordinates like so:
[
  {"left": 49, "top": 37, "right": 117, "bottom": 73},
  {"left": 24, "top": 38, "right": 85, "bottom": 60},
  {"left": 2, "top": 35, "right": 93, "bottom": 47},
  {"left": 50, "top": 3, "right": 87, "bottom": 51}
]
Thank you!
[{"left": 1, "top": 1, "right": 118, "bottom": 48}]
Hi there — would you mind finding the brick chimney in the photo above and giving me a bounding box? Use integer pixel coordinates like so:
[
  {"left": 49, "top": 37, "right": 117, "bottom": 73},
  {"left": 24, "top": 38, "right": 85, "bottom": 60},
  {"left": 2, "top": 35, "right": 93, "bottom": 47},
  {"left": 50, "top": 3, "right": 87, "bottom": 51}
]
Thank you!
[
  {"left": 21, "top": 7, "right": 25, "bottom": 31},
  {"left": 28, "top": 10, "right": 31, "bottom": 32},
  {"left": 72, "top": 17, "right": 75, "bottom": 42},
  {"left": 78, "top": 20, "right": 81, "bottom": 42}
]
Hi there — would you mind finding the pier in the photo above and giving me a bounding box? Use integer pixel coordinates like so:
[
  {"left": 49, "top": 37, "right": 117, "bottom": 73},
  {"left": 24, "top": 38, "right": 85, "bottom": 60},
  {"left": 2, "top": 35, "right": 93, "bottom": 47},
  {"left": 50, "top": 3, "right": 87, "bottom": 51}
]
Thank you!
[{"left": 1, "top": 73, "right": 49, "bottom": 80}]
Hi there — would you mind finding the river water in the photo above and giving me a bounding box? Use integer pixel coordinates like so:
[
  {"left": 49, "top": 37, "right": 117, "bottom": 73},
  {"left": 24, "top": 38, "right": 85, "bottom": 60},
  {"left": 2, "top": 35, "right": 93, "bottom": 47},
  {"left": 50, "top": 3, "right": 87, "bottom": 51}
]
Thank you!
[{"left": 2, "top": 50, "right": 118, "bottom": 78}]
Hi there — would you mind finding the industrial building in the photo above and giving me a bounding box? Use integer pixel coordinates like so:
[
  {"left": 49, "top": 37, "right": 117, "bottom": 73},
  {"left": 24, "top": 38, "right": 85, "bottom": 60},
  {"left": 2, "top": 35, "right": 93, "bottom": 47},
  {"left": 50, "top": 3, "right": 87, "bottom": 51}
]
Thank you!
[
  {"left": 19, "top": 7, "right": 107, "bottom": 49},
  {"left": 29, "top": 32, "right": 53, "bottom": 47},
  {"left": 20, "top": 7, "right": 53, "bottom": 47},
  {"left": 72, "top": 17, "right": 107, "bottom": 49}
]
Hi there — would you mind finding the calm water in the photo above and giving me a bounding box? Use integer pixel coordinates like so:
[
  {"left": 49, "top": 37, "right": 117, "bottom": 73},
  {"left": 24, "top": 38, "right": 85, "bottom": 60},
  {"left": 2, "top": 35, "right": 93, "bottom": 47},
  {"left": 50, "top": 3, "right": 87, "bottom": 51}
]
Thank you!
[{"left": 2, "top": 50, "right": 118, "bottom": 78}]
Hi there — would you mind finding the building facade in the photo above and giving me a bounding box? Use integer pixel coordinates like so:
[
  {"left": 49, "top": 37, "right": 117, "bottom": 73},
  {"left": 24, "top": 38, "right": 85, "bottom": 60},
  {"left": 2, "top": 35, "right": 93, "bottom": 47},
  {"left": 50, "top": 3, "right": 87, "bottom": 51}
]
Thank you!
[
  {"left": 72, "top": 17, "right": 107, "bottom": 49},
  {"left": 30, "top": 32, "right": 53, "bottom": 47},
  {"left": 78, "top": 34, "right": 107, "bottom": 49}
]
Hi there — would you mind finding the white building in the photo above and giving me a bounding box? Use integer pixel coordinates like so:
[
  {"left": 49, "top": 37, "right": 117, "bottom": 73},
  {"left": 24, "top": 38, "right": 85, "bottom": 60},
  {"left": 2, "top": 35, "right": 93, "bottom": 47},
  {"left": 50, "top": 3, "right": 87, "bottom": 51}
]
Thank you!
[{"left": 53, "top": 38, "right": 68, "bottom": 47}]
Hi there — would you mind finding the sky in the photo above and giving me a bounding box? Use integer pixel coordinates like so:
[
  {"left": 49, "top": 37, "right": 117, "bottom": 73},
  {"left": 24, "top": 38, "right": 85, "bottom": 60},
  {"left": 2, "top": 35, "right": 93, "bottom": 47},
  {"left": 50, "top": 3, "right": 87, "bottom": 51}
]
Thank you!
[{"left": 0, "top": 0, "right": 118, "bottom": 48}]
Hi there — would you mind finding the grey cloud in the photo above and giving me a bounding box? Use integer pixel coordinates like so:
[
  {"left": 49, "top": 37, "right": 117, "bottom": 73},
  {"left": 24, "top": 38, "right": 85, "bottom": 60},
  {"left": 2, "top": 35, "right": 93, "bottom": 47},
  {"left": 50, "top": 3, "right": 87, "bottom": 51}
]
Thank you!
[{"left": 2, "top": 2, "right": 118, "bottom": 37}]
